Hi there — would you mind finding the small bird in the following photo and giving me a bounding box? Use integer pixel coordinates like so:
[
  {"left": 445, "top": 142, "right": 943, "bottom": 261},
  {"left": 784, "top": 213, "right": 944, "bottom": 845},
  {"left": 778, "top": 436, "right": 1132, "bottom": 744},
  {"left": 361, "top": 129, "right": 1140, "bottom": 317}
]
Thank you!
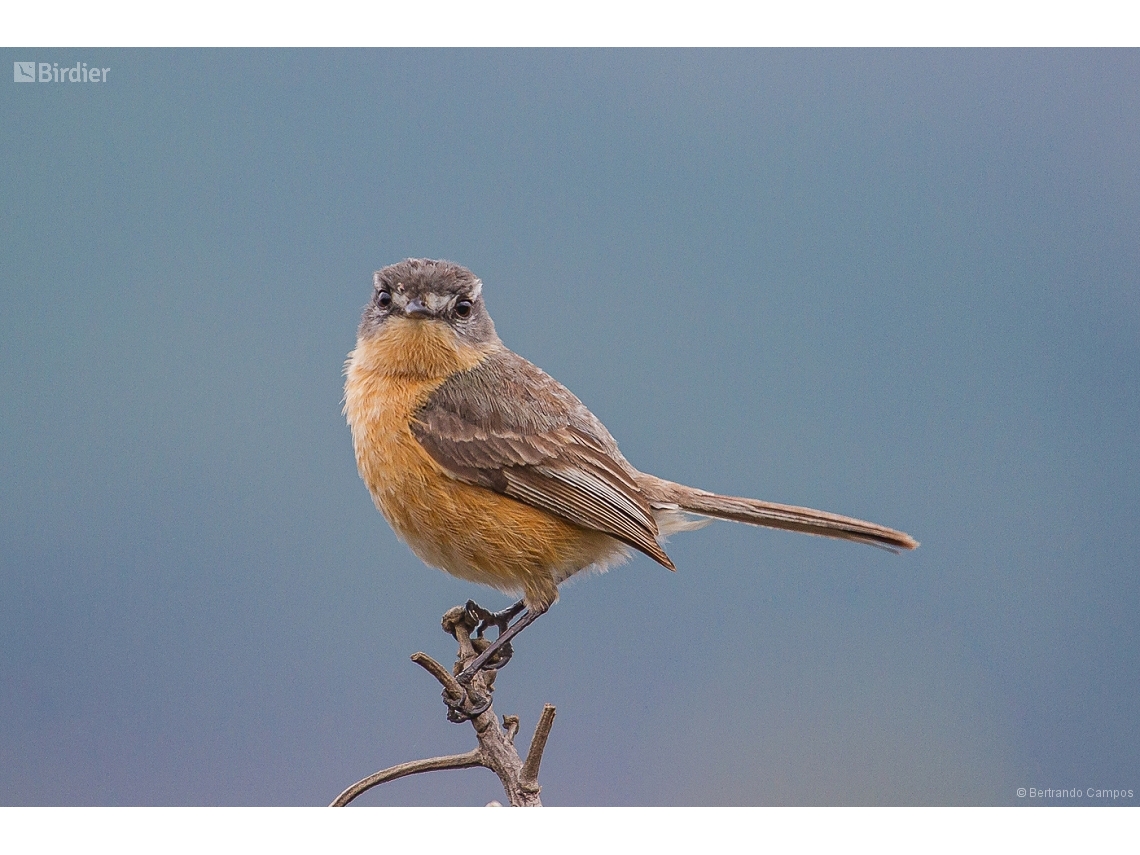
[{"left": 344, "top": 259, "right": 917, "bottom": 682}]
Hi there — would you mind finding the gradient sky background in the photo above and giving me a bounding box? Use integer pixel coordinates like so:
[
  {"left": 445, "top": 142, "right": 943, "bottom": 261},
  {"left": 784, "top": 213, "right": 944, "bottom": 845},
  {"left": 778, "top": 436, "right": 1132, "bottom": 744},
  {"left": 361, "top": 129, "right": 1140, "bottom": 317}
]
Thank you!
[{"left": 1, "top": 49, "right": 1137, "bottom": 806}]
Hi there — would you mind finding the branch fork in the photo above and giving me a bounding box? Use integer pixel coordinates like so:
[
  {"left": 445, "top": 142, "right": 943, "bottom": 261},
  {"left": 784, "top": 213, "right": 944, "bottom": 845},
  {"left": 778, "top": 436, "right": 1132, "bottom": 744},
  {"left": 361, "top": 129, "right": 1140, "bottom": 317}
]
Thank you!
[{"left": 331, "top": 603, "right": 556, "bottom": 807}]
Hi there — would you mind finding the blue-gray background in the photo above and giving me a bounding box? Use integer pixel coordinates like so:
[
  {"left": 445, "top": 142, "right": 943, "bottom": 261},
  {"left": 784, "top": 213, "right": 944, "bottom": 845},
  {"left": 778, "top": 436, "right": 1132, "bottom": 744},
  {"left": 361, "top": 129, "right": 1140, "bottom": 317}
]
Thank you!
[{"left": 2, "top": 50, "right": 1137, "bottom": 806}]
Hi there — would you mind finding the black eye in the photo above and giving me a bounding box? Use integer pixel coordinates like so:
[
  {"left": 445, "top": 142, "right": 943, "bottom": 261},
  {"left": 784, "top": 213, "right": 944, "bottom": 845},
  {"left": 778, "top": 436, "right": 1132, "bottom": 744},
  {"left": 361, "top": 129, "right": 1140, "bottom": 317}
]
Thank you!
[
  {"left": 377, "top": 290, "right": 392, "bottom": 308},
  {"left": 454, "top": 300, "right": 473, "bottom": 318}
]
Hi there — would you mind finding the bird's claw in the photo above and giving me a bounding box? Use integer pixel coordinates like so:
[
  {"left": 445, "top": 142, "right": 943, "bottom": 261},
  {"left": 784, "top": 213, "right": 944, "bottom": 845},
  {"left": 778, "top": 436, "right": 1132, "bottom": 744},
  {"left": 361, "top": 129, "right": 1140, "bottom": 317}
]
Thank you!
[
  {"left": 464, "top": 599, "right": 525, "bottom": 640},
  {"left": 464, "top": 600, "right": 504, "bottom": 639},
  {"left": 443, "top": 684, "right": 492, "bottom": 723}
]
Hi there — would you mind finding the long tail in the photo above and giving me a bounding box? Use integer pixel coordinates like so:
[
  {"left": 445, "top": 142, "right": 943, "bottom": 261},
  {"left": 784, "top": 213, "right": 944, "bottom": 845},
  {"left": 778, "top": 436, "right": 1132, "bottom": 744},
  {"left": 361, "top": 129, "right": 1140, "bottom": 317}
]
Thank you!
[{"left": 640, "top": 475, "right": 919, "bottom": 553}]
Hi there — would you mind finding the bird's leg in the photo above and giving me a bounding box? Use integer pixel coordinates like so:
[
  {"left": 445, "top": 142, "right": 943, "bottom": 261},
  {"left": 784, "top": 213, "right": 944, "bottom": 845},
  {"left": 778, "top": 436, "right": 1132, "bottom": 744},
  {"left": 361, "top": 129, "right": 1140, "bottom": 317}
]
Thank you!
[{"left": 456, "top": 602, "right": 549, "bottom": 685}]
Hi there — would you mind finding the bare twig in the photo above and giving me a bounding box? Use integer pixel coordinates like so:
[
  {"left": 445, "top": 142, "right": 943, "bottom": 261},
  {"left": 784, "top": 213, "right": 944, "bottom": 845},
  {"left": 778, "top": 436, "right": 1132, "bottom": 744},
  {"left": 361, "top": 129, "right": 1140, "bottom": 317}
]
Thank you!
[
  {"left": 330, "top": 601, "right": 557, "bottom": 807},
  {"left": 329, "top": 749, "right": 484, "bottom": 807},
  {"left": 502, "top": 714, "right": 520, "bottom": 744},
  {"left": 410, "top": 651, "right": 464, "bottom": 708},
  {"left": 519, "top": 704, "right": 557, "bottom": 793}
]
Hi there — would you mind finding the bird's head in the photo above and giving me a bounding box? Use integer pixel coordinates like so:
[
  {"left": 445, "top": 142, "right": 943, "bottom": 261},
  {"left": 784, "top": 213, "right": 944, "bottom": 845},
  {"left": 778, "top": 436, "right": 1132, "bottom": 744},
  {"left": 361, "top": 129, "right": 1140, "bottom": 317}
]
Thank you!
[{"left": 355, "top": 258, "right": 499, "bottom": 377}]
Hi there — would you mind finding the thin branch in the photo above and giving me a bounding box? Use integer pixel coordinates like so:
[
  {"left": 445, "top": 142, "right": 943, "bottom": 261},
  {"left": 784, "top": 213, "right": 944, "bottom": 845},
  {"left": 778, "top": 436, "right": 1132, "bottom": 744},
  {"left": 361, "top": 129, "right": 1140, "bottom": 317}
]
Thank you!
[
  {"left": 519, "top": 704, "right": 557, "bottom": 793},
  {"left": 502, "top": 714, "right": 520, "bottom": 744},
  {"left": 330, "top": 748, "right": 485, "bottom": 807},
  {"left": 332, "top": 600, "right": 558, "bottom": 807},
  {"left": 410, "top": 651, "right": 463, "bottom": 698}
]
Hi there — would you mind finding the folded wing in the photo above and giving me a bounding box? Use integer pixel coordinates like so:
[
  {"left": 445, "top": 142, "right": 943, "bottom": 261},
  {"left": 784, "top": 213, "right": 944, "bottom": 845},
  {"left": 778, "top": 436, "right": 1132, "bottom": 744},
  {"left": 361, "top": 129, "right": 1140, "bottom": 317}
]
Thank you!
[{"left": 411, "top": 350, "right": 676, "bottom": 569}]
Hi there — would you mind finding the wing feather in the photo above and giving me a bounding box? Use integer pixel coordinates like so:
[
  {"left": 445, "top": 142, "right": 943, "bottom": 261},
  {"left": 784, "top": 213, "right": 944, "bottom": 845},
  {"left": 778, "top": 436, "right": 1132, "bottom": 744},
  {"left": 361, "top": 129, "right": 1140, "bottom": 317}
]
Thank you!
[{"left": 411, "top": 351, "right": 674, "bottom": 569}]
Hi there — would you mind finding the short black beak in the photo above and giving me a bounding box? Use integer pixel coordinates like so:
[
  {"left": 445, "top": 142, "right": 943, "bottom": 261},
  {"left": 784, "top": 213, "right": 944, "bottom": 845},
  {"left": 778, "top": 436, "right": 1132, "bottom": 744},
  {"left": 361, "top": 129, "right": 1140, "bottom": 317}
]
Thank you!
[{"left": 405, "top": 298, "right": 432, "bottom": 318}]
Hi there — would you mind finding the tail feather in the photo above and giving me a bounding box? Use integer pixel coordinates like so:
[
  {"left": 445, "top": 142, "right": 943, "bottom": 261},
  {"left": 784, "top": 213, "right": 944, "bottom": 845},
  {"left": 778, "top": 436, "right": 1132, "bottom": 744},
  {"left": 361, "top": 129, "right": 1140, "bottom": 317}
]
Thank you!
[{"left": 642, "top": 476, "right": 918, "bottom": 553}]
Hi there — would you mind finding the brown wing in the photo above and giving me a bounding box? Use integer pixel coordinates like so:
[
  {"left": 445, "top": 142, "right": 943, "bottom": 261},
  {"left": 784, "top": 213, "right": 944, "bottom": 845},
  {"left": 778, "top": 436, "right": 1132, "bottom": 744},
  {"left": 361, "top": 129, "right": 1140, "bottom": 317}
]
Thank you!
[{"left": 410, "top": 349, "right": 675, "bottom": 569}]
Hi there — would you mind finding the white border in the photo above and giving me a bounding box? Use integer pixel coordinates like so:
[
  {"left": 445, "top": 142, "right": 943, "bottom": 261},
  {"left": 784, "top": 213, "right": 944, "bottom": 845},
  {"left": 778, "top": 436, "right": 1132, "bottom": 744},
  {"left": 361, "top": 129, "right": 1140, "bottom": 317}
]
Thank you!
[
  {"left": 3, "top": 806, "right": 1138, "bottom": 854},
  {"left": 3, "top": 1, "right": 1140, "bottom": 47}
]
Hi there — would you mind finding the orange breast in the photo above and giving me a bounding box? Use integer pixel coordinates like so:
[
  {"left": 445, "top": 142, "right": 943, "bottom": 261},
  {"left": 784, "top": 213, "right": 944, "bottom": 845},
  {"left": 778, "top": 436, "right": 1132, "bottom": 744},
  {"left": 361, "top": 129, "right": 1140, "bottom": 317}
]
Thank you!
[{"left": 343, "top": 321, "right": 624, "bottom": 609}]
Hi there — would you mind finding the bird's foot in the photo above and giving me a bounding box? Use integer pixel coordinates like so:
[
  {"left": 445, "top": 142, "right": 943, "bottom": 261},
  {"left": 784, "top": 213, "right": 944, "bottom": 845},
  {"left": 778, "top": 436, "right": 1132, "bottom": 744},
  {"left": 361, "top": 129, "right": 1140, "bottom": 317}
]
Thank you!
[
  {"left": 443, "top": 684, "right": 492, "bottom": 723},
  {"left": 455, "top": 601, "right": 547, "bottom": 685},
  {"left": 410, "top": 647, "right": 493, "bottom": 724},
  {"left": 466, "top": 599, "right": 526, "bottom": 640},
  {"left": 458, "top": 600, "right": 523, "bottom": 674}
]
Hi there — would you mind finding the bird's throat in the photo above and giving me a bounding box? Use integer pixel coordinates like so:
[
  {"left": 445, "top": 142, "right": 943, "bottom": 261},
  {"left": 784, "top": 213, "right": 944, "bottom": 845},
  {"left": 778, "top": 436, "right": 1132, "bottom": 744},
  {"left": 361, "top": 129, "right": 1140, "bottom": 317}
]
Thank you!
[{"left": 348, "top": 317, "right": 492, "bottom": 381}]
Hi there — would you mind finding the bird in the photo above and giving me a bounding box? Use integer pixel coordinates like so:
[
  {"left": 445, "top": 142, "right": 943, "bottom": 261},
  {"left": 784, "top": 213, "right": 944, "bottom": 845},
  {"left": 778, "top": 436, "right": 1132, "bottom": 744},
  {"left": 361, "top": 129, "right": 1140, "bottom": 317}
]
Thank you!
[{"left": 344, "top": 258, "right": 917, "bottom": 684}]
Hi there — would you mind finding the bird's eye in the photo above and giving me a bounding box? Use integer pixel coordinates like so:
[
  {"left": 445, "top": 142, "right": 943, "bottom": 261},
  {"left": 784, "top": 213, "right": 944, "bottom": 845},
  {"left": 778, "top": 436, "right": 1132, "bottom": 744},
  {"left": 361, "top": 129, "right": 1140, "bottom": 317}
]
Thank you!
[
  {"left": 454, "top": 300, "right": 473, "bottom": 318},
  {"left": 377, "top": 290, "right": 392, "bottom": 308}
]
